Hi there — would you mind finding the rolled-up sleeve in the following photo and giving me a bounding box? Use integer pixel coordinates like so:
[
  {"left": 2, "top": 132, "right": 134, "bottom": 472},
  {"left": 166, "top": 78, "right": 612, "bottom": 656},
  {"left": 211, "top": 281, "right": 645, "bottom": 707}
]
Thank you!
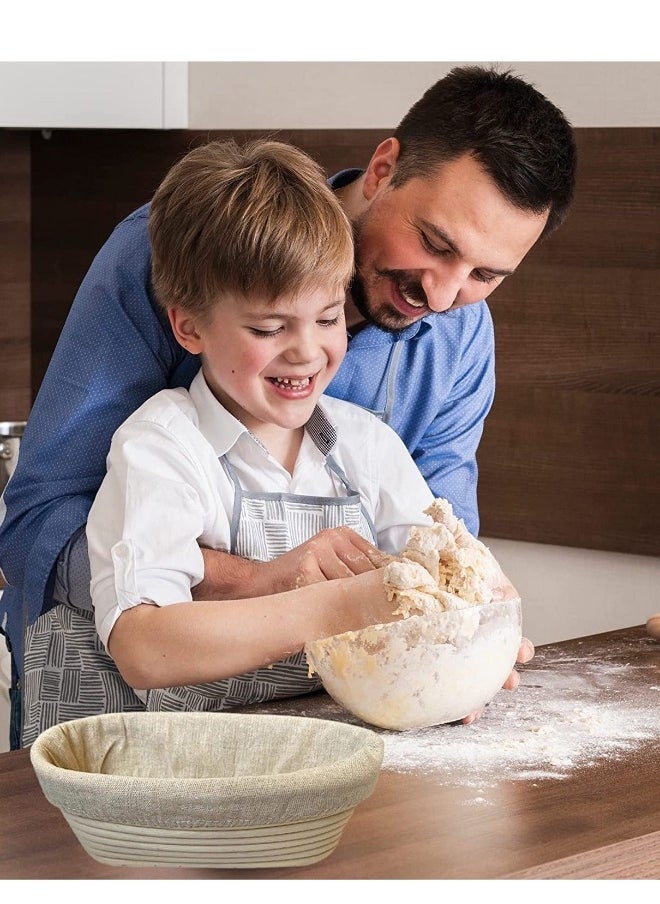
[
  {"left": 88, "top": 418, "right": 214, "bottom": 649},
  {"left": 370, "top": 420, "right": 435, "bottom": 554}
]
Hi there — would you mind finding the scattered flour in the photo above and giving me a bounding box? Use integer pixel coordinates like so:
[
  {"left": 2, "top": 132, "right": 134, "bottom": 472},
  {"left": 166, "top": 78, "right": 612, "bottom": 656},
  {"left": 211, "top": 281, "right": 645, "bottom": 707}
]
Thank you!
[{"left": 382, "top": 634, "right": 660, "bottom": 785}]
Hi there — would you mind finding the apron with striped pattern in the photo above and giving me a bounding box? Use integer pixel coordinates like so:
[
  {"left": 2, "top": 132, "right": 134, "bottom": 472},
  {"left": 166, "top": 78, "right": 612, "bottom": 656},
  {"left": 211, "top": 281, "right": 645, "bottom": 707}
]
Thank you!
[
  {"left": 143, "top": 453, "right": 376, "bottom": 712},
  {"left": 21, "top": 603, "right": 144, "bottom": 746}
]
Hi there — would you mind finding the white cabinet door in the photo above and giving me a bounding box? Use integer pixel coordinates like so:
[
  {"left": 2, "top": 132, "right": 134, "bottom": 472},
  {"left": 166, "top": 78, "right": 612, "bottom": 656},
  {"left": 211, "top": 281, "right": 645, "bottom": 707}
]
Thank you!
[{"left": 0, "top": 62, "right": 188, "bottom": 129}]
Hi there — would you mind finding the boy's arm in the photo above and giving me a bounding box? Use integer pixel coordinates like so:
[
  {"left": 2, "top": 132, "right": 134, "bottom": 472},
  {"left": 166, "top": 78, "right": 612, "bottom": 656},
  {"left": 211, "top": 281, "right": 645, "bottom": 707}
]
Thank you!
[{"left": 109, "top": 568, "right": 395, "bottom": 690}]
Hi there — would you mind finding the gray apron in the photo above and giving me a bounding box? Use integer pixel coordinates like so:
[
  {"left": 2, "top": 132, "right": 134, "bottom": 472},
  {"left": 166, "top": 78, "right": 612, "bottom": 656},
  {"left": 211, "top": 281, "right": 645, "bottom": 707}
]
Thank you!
[
  {"left": 21, "top": 603, "right": 145, "bottom": 746},
  {"left": 144, "top": 453, "right": 376, "bottom": 712}
]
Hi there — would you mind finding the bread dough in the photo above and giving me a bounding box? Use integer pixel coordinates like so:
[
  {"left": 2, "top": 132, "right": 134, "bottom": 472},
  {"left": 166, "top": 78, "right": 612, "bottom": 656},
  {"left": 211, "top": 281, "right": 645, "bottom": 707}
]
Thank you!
[
  {"left": 384, "top": 498, "right": 504, "bottom": 618},
  {"left": 303, "top": 497, "right": 522, "bottom": 730}
]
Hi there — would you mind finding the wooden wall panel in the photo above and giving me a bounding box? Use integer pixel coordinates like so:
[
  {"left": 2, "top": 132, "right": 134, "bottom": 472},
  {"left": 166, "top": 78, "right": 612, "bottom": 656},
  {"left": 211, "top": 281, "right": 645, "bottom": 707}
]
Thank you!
[
  {"left": 477, "top": 129, "right": 660, "bottom": 555},
  {"left": 0, "top": 131, "right": 30, "bottom": 421},
  {"left": 25, "top": 127, "right": 660, "bottom": 557}
]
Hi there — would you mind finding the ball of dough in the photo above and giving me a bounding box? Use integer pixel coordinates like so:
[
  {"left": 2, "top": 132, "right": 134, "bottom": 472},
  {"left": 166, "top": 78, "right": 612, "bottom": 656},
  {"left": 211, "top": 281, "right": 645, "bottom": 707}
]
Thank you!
[{"left": 646, "top": 614, "right": 660, "bottom": 640}]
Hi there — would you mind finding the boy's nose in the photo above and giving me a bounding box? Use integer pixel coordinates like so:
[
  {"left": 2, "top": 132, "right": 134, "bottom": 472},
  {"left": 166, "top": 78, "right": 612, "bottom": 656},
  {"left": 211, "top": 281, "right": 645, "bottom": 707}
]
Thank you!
[{"left": 283, "top": 335, "right": 318, "bottom": 365}]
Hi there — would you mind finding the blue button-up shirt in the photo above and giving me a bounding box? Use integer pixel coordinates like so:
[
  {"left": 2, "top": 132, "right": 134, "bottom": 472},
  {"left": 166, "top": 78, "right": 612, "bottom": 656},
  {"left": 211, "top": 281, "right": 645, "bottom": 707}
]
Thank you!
[{"left": 0, "top": 177, "right": 495, "bottom": 675}]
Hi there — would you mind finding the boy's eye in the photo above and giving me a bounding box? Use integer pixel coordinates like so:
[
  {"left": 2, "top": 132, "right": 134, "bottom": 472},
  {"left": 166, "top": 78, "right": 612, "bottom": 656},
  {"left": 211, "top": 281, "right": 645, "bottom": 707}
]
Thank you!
[
  {"left": 249, "top": 326, "right": 283, "bottom": 337},
  {"left": 317, "top": 316, "right": 341, "bottom": 327}
]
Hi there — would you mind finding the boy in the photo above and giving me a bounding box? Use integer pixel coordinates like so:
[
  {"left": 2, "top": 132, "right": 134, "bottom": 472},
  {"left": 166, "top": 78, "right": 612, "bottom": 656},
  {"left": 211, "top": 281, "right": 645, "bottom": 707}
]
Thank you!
[{"left": 80, "top": 139, "right": 437, "bottom": 715}]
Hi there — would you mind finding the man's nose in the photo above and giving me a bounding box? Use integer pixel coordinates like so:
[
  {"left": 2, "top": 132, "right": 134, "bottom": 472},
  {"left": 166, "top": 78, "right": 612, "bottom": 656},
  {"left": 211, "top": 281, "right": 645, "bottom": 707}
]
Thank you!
[{"left": 422, "top": 269, "right": 464, "bottom": 313}]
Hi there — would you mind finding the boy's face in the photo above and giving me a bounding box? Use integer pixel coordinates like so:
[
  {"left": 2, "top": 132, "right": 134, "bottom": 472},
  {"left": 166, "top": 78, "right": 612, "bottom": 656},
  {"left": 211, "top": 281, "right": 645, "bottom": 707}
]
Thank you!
[{"left": 170, "top": 287, "right": 347, "bottom": 436}]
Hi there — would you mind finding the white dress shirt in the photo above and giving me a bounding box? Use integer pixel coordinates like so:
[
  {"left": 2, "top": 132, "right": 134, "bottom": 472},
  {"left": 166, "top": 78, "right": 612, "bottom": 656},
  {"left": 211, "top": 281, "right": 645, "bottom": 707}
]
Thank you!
[{"left": 87, "top": 369, "right": 434, "bottom": 648}]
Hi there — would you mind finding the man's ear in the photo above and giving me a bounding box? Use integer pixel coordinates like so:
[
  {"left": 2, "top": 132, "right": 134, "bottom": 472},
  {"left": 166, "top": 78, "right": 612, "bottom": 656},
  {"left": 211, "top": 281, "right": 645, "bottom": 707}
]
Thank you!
[
  {"left": 168, "top": 307, "right": 204, "bottom": 354},
  {"left": 362, "top": 137, "right": 401, "bottom": 201}
]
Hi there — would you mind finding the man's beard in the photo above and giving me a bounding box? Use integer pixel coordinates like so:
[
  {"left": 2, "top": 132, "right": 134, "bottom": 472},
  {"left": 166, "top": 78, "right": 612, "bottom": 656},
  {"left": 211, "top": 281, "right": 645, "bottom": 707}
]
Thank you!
[
  {"left": 350, "top": 268, "right": 429, "bottom": 334},
  {"left": 350, "top": 214, "right": 430, "bottom": 334}
]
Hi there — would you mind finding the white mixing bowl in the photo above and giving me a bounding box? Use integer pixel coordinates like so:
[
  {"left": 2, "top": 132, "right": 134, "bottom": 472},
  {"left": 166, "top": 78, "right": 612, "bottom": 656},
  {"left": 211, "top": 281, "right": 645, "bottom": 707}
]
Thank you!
[{"left": 305, "top": 597, "right": 522, "bottom": 730}]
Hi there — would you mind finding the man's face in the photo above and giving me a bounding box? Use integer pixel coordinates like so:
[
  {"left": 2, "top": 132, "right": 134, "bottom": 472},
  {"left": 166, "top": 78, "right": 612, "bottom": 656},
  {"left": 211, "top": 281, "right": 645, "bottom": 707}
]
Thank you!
[{"left": 350, "top": 151, "right": 549, "bottom": 332}]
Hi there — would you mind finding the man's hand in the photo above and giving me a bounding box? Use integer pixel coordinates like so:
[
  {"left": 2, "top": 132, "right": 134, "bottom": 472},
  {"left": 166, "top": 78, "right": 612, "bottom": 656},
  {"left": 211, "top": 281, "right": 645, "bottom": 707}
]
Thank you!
[
  {"left": 260, "top": 526, "right": 388, "bottom": 593},
  {"left": 460, "top": 635, "right": 535, "bottom": 724},
  {"left": 192, "top": 527, "right": 388, "bottom": 601}
]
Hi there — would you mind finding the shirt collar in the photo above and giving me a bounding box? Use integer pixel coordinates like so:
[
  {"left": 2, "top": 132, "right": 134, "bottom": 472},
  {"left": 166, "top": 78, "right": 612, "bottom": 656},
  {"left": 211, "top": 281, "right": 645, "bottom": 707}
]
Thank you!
[
  {"left": 189, "top": 370, "right": 247, "bottom": 456},
  {"left": 328, "top": 168, "right": 363, "bottom": 190},
  {"left": 347, "top": 317, "right": 432, "bottom": 347},
  {"left": 189, "top": 370, "right": 338, "bottom": 459},
  {"left": 306, "top": 403, "right": 337, "bottom": 457}
]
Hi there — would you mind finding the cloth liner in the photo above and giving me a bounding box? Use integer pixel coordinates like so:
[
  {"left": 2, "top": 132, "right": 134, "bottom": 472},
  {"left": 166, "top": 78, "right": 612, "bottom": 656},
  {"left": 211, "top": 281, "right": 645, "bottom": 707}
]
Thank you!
[{"left": 30, "top": 711, "right": 384, "bottom": 830}]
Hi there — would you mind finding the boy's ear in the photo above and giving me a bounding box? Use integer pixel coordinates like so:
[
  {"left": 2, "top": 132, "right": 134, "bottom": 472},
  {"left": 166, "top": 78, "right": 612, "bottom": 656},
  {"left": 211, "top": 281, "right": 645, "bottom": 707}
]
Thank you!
[
  {"left": 168, "top": 307, "right": 205, "bottom": 354},
  {"left": 362, "top": 138, "right": 401, "bottom": 201}
]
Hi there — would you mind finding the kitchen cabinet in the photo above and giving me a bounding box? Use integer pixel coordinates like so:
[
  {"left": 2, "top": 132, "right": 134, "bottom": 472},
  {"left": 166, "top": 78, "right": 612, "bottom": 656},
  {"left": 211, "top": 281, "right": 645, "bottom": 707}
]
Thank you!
[{"left": 0, "top": 62, "right": 188, "bottom": 129}]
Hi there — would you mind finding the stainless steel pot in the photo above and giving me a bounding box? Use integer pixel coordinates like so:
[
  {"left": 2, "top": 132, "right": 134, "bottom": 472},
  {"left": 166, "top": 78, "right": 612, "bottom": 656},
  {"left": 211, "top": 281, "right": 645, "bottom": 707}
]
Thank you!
[{"left": 0, "top": 422, "right": 26, "bottom": 496}]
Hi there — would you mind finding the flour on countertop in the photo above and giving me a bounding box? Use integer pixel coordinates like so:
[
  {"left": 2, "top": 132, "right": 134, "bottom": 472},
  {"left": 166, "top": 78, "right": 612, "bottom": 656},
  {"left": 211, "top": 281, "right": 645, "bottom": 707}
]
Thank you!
[
  {"left": 384, "top": 634, "right": 660, "bottom": 785},
  {"left": 253, "top": 632, "right": 660, "bottom": 788}
]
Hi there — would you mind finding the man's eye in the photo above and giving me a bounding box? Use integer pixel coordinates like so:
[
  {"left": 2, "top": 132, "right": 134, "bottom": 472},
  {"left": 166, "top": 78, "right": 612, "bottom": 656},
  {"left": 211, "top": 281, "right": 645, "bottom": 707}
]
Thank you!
[
  {"left": 421, "top": 234, "right": 449, "bottom": 256},
  {"left": 472, "top": 271, "right": 498, "bottom": 284}
]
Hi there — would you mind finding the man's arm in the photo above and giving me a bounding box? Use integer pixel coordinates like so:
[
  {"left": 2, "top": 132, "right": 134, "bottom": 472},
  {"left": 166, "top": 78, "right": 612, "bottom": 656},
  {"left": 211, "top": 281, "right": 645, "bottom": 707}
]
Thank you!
[
  {"left": 0, "top": 207, "right": 197, "bottom": 641},
  {"left": 193, "top": 528, "right": 387, "bottom": 600}
]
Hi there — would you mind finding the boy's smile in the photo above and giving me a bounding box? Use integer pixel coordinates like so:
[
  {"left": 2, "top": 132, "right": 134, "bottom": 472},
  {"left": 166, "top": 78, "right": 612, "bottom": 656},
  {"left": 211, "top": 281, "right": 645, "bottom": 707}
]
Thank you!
[
  {"left": 267, "top": 374, "right": 316, "bottom": 397},
  {"left": 169, "top": 287, "right": 348, "bottom": 446}
]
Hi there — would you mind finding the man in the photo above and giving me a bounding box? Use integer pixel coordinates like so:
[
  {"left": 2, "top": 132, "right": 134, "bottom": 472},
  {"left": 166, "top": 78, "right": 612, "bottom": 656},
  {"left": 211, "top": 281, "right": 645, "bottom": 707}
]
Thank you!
[{"left": 0, "top": 65, "right": 576, "bottom": 747}]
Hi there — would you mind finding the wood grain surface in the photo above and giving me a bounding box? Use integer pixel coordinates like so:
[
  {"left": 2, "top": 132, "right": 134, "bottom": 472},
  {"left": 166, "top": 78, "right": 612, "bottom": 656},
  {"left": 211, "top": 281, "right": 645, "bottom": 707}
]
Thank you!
[
  {"left": 0, "top": 131, "right": 31, "bottom": 421},
  {"left": 477, "top": 128, "right": 660, "bottom": 556},
  {"left": 0, "top": 626, "right": 658, "bottom": 880}
]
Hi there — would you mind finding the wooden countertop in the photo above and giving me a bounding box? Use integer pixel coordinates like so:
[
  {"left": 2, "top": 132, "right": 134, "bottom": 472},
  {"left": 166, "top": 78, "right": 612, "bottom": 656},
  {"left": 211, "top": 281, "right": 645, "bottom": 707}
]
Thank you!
[{"left": 1, "top": 625, "right": 658, "bottom": 880}]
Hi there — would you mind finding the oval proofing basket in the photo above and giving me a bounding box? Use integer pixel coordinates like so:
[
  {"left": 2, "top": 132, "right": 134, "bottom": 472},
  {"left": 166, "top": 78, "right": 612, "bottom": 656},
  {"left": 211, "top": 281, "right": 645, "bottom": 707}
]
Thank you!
[{"left": 30, "top": 710, "right": 384, "bottom": 869}]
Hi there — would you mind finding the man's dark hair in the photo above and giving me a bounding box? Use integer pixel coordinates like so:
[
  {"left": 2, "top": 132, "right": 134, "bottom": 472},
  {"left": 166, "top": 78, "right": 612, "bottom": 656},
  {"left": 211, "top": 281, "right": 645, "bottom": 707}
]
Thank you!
[{"left": 392, "top": 65, "right": 577, "bottom": 238}]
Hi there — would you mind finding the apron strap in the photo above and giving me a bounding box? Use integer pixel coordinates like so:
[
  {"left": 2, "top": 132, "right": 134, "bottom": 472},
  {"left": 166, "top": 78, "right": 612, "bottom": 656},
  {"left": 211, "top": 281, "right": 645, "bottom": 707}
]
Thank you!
[
  {"left": 325, "top": 454, "right": 378, "bottom": 544},
  {"left": 219, "top": 456, "right": 244, "bottom": 556}
]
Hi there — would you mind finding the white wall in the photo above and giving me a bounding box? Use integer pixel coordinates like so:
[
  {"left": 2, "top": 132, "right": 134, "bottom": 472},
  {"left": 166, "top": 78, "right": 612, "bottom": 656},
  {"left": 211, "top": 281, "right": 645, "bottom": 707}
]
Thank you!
[
  {"left": 188, "top": 61, "right": 660, "bottom": 129},
  {"left": 482, "top": 539, "right": 660, "bottom": 648}
]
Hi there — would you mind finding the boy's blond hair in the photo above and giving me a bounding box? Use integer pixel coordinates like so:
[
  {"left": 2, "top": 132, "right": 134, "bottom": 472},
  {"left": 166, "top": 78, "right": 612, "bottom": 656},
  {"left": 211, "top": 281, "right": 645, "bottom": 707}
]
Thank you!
[{"left": 149, "top": 139, "right": 354, "bottom": 319}]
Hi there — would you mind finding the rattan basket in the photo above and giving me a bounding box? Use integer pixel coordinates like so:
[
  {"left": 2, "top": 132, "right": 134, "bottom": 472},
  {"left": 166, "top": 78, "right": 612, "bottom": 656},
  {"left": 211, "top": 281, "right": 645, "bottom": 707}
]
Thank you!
[{"left": 30, "top": 710, "right": 384, "bottom": 868}]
